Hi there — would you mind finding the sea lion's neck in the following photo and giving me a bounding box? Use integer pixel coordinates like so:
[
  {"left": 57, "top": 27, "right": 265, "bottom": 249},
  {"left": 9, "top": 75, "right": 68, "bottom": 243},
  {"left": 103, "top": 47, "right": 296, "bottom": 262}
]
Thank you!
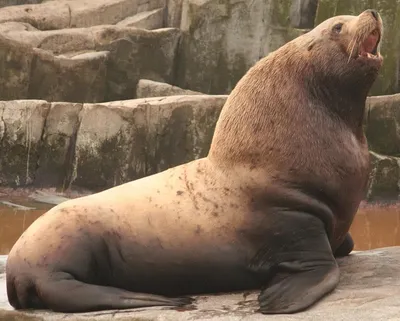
[
  {"left": 306, "top": 70, "right": 369, "bottom": 131},
  {"left": 208, "top": 45, "right": 368, "bottom": 170}
]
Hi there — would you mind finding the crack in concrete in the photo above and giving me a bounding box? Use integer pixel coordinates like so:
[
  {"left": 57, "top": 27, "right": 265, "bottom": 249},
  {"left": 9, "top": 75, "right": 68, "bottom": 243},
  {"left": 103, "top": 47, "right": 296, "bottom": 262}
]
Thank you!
[
  {"left": 0, "top": 104, "right": 5, "bottom": 146},
  {"left": 64, "top": 104, "right": 84, "bottom": 191},
  {"left": 32, "top": 102, "right": 51, "bottom": 186},
  {"left": 24, "top": 104, "right": 33, "bottom": 185},
  {"left": 67, "top": 4, "right": 72, "bottom": 28}
]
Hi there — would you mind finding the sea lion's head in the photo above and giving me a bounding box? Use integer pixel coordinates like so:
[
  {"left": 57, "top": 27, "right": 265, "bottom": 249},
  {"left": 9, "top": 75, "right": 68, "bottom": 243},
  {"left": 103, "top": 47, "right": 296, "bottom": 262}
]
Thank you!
[
  {"left": 208, "top": 10, "right": 384, "bottom": 166},
  {"left": 304, "top": 9, "right": 383, "bottom": 94}
]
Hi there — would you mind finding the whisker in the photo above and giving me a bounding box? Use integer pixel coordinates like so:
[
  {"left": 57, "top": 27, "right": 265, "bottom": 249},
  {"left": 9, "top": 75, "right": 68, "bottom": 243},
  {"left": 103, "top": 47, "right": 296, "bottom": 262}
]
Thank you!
[{"left": 347, "top": 37, "right": 357, "bottom": 63}]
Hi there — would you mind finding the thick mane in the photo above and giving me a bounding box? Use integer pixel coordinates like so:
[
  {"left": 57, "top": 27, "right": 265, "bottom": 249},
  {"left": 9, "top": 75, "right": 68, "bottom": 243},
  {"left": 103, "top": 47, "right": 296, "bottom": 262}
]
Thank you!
[
  {"left": 208, "top": 13, "right": 380, "bottom": 169},
  {"left": 208, "top": 42, "right": 320, "bottom": 168}
]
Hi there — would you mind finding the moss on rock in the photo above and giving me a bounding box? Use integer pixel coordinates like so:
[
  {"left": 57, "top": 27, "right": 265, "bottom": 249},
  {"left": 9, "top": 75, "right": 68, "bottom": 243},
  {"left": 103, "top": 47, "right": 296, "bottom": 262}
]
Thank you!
[{"left": 367, "top": 151, "right": 400, "bottom": 202}]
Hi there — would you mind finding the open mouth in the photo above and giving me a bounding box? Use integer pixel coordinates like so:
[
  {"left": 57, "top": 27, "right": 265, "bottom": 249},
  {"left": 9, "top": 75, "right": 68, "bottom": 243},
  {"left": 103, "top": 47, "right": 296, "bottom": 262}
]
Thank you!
[{"left": 358, "top": 29, "right": 380, "bottom": 59}]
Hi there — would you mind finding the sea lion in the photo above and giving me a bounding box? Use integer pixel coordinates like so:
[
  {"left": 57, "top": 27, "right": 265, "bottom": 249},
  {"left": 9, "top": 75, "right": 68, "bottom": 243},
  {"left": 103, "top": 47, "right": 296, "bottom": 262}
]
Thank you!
[{"left": 6, "top": 9, "right": 383, "bottom": 314}]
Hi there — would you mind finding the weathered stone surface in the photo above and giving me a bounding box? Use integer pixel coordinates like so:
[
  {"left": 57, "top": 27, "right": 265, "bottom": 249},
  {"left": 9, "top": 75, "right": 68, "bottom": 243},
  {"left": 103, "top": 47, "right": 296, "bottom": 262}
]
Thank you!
[
  {"left": 177, "top": 0, "right": 301, "bottom": 94},
  {"left": 68, "top": 0, "right": 139, "bottom": 29},
  {"left": 133, "top": 95, "right": 225, "bottom": 175},
  {"left": 290, "top": 0, "right": 318, "bottom": 28},
  {"left": 29, "top": 49, "right": 109, "bottom": 103},
  {"left": 34, "top": 102, "right": 83, "bottom": 189},
  {"left": 367, "top": 151, "right": 400, "bottom": 202},
  {"left": 116, "top": 8, "right": 164, "bottom": 29},
  {"left": 0, "top": 95, "right": 226, "bottom": 190},
  {"left": 315, "top": 0, "right": 400, "bottom": 96},
  {"left": 2, "top": 247, "right": 400, "bottom": 320},
  {"left": 2, "top": 28, "right": 96, "bottom": 55},
  {"left": 0, "top": 100, "right": 50, "bottom": 187},
  {"left": 0, "top": 21, "right": 37, "bottom": 32},
  {"left": 0, "top": 0, "right": 398, "bottom": 99},
  {"left": 0, "top": 93, "right": 398, "bottom": 196},
  {"left": 0, "top": 0, "right": 43, "bottom": 8},
  {"left": 137, "top": 0, "right": 164, "bottom": 13},
  {"left": 0, "top": 0, "right": 165, "bottom": 30},
  {"left": 73, "top": 95, "right": 226, "bottom": 190},
  {"left": 96, "top": 27, "right": 181, "bottom": 101},
  {"left": 0, "top": 35, "right": 34, "bottom": 100},
  {"left": 2, "top": 24, "right": 179, "bottom": 56},
  {"left": 365, "top": 94, "right": 400, "bottom": 157},
  {"left": 136, "top": 79, "right": 203, "bottom": 98},
  {"left": 166, "top": 0, "right": 183, "bottom": 28},
  {"left": 71, "top": 102, "right": 145, "bottom": 190},
  {"left": 0, "top": 1, "right": 70, "bottom": 30},
  {"left": 0, "top": 24, "right": 180, "bottom": 102}
]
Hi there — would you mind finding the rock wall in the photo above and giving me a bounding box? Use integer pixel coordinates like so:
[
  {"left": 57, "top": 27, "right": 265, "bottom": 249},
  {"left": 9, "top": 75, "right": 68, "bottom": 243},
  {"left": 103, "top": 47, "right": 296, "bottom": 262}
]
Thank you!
[
  {"left": 0, "top": 92, "right": 399, "bottom": 202},
  {"left": 175, "top": 0, "right": 400, "bottom": 95},
  {"left": 365, "top": 95, "right": 400, "bottom": 201},
  {"left": 0, "top": 0, "right": 399, "bottom": 202},
  {"left": 0, "top": 95, "right": 226, "bottom": 191},
  {"left": 0, "top": 27, "right": 180, "bottom": 103},
  {"left": 0, "top": 0, "right": 398, "bottom": 102}
]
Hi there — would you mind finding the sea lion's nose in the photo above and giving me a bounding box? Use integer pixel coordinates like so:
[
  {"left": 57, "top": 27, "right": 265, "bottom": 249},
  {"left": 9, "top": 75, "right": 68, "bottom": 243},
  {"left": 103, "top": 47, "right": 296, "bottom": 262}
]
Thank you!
[{"left": 367, "top": 9, "right": 379, "bottom": 21}]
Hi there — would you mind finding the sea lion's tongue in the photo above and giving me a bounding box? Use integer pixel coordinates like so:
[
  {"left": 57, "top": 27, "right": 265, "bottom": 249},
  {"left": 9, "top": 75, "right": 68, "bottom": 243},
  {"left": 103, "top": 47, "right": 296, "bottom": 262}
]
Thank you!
[{"left": 361, "top": 31, "right": 379, "bottom": 54}]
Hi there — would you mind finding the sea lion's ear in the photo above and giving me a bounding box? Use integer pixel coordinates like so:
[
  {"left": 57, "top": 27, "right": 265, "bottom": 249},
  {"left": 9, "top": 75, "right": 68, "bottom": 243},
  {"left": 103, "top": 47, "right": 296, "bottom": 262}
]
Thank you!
[
  {"left": 306, "top": 30, "right": 328, "bottom": 51},
  {"left": 307, "top": 38, "right": 321, "bottom": 51}
]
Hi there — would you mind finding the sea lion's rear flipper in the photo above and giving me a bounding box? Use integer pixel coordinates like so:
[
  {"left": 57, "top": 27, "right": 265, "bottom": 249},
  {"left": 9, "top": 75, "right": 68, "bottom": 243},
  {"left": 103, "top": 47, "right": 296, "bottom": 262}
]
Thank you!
[
  {"left": 32, "top": 275, "right": 194, "bottom": 313},
  {"left": 334, "top": 232, "right": 354, "bottom": 257}
]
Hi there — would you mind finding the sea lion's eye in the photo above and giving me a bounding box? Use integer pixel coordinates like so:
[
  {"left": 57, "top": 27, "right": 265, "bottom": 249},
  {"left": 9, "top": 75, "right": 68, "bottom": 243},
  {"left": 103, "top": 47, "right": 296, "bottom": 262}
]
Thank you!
[{"left": 332, "top": 23, "right": 343, "bottom": 33}]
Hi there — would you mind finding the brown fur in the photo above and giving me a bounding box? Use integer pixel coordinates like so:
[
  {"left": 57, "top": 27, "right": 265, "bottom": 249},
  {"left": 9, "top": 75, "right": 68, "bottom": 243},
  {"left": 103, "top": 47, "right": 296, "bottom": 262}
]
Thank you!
[
  {"left": 6, "top": 10, "right": 383, "bottom": 314},
  {"left": 209, "top": 10, "right": 383, "bottom": 250}
]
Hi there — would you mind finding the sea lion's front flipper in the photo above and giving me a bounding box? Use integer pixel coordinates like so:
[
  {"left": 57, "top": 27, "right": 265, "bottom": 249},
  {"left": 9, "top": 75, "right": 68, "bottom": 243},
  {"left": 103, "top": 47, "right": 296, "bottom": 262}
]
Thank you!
[
  {"left": 29, "top": 274, "right": 194, "bottom": 313},
  {"left": 249, "top": 213, "right": 340, "bottom": 314},
  {"left": 334, "top": 232, "right": 354, "bottom": 257},
  {"left": 257, "top": 259, "right": 339, "bottom": 314}
]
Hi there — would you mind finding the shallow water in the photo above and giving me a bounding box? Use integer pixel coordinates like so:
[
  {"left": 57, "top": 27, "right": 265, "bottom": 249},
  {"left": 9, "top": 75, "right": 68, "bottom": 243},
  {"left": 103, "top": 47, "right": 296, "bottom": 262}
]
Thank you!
[
  {"left": 0, "top": 191, "right": 399, "bottom": 254},
  {"left": 0, "top": 195, "right": 53, "bottom": 254}
]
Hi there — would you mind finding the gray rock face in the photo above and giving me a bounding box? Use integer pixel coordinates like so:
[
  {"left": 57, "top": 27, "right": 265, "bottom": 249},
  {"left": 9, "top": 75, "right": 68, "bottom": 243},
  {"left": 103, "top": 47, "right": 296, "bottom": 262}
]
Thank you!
[
  {"left": 136, "top": 79, "right": 203, "bottom": 98},
  {"left": 290, "top": 0, "right": 318, "bottom": 28},
  {"left": 0, "top": 35, "right": 34, "bottom": 100},
  {"left": 0, "top": 0, "right": 140, "bottom": 30},
  {"left": 30, "top": 49, "right": 109, "bottom": 103},
  {"left": 166, "top": 0, "right": 183, "bottom": 28},
  {"left": 0, "top": 0, "right": 43, "bottom": 8},
  {"left": 176, "top": 0, "right": 304, "bottom": 94},
  {"left": 365, "top": 94, "right": 400, "bottom": 157},
  {"left": 0, "top": 95, "right": 227, "bottom": 189},
  {"left": 0, "top": 93, "right": 399, "bottom": 202},
  {"left": 367, "top": 151, "right": 400, "bottom": 202},
  {"left": 0, "top": 1, "right": 70, "bottom": 30},
  {"left": 0, "top": 0, "right": 398, "bottom": 200},
  {"left": 0, "top": 25, "right": 181, "bottom": 102},
  {"left": 363, "top": 94, "right": 400, "bottom": 202},
  {"left": 0, "top": 100, "right": 50, "bottom": 187},
  {"left": 117, "top": 8, "right": 165, "bottom": 29},
  {"left": 98, "top": 27, "right": 181, "bottom": 101},
  {"left": 2, "top": 247, "right": 400, "bottom": 320},
  {"left": 0, "top": 0, "right": 399, "bottom": 100},
  {"left": 34, "top": 103, "right": 83, "bottom": 188}
]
